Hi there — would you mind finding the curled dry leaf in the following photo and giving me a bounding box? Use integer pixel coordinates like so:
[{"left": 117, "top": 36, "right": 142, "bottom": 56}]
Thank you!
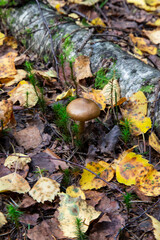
[
  {"left": 0, "top": 173, "right": 30, "bottom": 194},
  {"left": 56, "top": 88, "right": 76, "bottom": 101},
  {"left": 149, "top": 131, "right": 160, "bottom": 154},
  {"left": 29, "top": 177, "right": 60, "bottom": 203},
  {"left": 147, "top": 214, "right": 160, "bottom": 240},
  {"left": 58, "top": 193, "right": 101, "bottom": 238},
  {"left": 0, "top": 69, "right": 27, "bottom": 86},
  {"left": 0, "top": 99, "right": 16, "bottom": 131},
  {"left": 0, "top": 212, "right": 7, "bottom": 228},
  {"left": 8, "top": 80, "right": 39, "bottom": 108},
  {"left": 79, "top": 161, "right": 114, "bottom": 190},
  {"left": 4, "top": 153, "right": 31, "bottom": 170}
]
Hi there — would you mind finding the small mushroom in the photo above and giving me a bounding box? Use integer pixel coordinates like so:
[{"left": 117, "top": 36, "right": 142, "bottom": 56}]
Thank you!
[{"left": 66, "top": 98, "right": 100, "bottom": 134}]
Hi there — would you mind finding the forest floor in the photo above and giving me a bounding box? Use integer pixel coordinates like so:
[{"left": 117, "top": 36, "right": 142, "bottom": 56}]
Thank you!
[{"left": 0, "top": 0, "right": 160, "bottom": 239}]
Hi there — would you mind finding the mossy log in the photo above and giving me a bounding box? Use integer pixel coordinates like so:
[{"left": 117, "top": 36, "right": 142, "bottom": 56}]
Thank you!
[{"left": 4, "top": 2, "right": 160, "bottom": 125}]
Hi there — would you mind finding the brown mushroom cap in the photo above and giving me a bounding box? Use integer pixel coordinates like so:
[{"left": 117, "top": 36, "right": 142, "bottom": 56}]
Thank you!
[{"left": 66, "top": 98, "right": 100, "bottom": 122}]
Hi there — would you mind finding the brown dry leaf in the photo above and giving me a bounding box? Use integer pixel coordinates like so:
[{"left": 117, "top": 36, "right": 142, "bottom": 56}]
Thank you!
[
  {"left": 29, "top": 177, "right": 60, "bottom": 203},
  {"left": 129, "top": 33, "right": 157, "bottom": 55},
  {"left": 66, "top": 185, "right": 86, "bottom": 200},
  {"left": 149, "top": 132, "right": 160, "bottom": 154},
  {"left": 8, "top": 80, "right": 38, "bottom": 108},
  {"left": 58, "top": 193, "right": 101, "bottom": 238},
  {"left": 0, "top": 69, "right": 27, "bottom": 86},
  {"left": 79, "top": 161, "right": 114, "bottom": 190},
  {"left": 27, "top": 217, "right": 65, "bottom": 240},
  {"left": 68, "top": 0, "right": 100, "bottom": 6},
  {"left": 13, "top": 125, "right": 42, "bottom": 150},
  {"left": 136, "top": 168, "right": 160, "bottom": 196},
  {"left": 143, "top": 28, "right": 160, "bottom": 44},
  {"left": 0, "top": 51, "right": 17, "bottom": 78},
  {"left": 0, "top": 212, "right": 7, "bottom": 228},
  {"left": 4, "top": 153, "right": 31, "bottom": 170},
  {"left": 0, "top": 173, "right": 30, "bottom": 193},
  {"left": 74, "top": 55, "right": 93, "bottom": 83},
  {"left": 116, "top": 151, "right": 153, "bottom": 186},
  {"left": 20, "top": 213, "right": 39, "bottom": 226},
  {"left": 0, "top": 99, "right": 16, "bottom": 130},
  {"left": 147, "top": 214, "right": 160, "bottom": 240},
  {"left": 82, "top": 89, "right": 107, "bottom": 110},
  {"left": 44, "top": 148, "right": 68, "bottom": 170},
  {"left": 101, "top": 78, "right": 120, "bottom": 105}
]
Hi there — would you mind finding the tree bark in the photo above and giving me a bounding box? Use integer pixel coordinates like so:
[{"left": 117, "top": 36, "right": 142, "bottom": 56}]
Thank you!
[{"left": 4, "top": 2, "right": 160, "bottom": 126}]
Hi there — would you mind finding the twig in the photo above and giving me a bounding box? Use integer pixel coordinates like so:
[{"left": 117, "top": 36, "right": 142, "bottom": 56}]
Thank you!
[
  {"left": 77, "top": 28, "right": 94, "bottom": 52},
  {"left": 35, "top": 0, "right": 59, "bottom": 81},
  {"left": 114, "top": 198, "right": 160, "bottom": 239}
]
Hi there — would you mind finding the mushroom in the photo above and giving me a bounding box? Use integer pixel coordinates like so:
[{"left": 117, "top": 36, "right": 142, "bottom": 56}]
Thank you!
[{"left": 66, "top": 98, "right": 100, "bottom": 134}]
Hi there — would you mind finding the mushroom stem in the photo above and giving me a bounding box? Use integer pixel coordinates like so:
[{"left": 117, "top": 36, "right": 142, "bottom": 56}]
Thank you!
[{"left": 79, "top": 121, "right": 85, "bottom": 135}]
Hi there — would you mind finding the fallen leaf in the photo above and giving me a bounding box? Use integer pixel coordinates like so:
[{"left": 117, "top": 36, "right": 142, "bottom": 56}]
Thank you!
[
  {"left": 82, "top": 89, "right": 107, "bottom": 110},
  {"left": 58, "top": 193, "right": 101, "bottom": 238},
  {"left": 0, "top": 32, "right": 5, "bottom": 46},
  {"left": 13, "top": 125, "right": 42, "bottom": 150},
  {"left": 44, "top": 148, "right": 68, "bottom": 170},
  {"left": 67, "top": 0, "right": 100, "bottom": 6},
  {"left": 80, "top": 161, "right": 114, "bottom": 190},
  {"left": 0, "top": 173, "right": 30, "bottom": 193},
  {"left": 143, "top": 28, "right": 160, "bottom": 44},
  {"left": 29, "top": 177, "right": 60, "bottom": 203},
  {"left": 0, "top": 212, "right": 7, "bottom": 228},
  {"left": 0, "top": 99, "right": 16, "bottom": 130},
  {"left": 129, "top": 33, "right": 157, "bottom": 55},
  {"left": 136, "top": 168, "right": 160, "bottom": 196},
  {"left": 4, "top": 36, "right": 18, "bottom": 49},
  {"left": 20, "top": 213, "right": 39, "bottom": 226},
  {"left": 91, "top": 17, "right": 106, "bottom": 30},
  {"left": 0, "top": 69, "right": 27, "bottom": 86},
  {"left": 0, "top": 51, "right": 17, "bottom": 78},
  {"left": 145, "top": 0, "right": 160, "bottom": 6},
  {"left": 74, "top": 55, "right": 93, "bottom": 83},
  {"left": 147, "top": 214, "right": 160, "bottom": 240},
  {"left": 116, "top": 152, "right": 153, "bottom": 186},
  {"left": 126, "top": 0, "right": 156, "bottom": 11},
  {"left": 8, "top": 80, "right": 39, "bottom": 108},
  {"left": 66, "top": 185, "right": 86, "bottom": 200},
  {"left": 101, "top": 79, "right": 120, "bottom": 106},
  {"left": 149, "top": 131, "right": 160, "bottom": 154},
  {"left": 32, "top": 69, "right": 57, "bottom": 85},
  {"left": 4, "top": 153, "right": 31, "bottom": 170},
  {"left": 56, "top": 88, "right": 76, "bottom": 101}
]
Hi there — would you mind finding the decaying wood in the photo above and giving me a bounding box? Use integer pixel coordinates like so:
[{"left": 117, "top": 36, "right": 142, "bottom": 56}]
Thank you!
[{"left": 4, "top": 2, "right": 160, "bottom": 124}]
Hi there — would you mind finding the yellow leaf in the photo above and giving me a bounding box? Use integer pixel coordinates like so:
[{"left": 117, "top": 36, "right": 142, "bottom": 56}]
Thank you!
[
  {"left": 0, "top": 212, "right": 7, "bottom": 228},
  {"left": 116, "top": 152, "right": 153, "bottom": 186},
  {"left": 0, "top": 52, "right": 17, "bottom": 78},
  {"left": 4, "top": 153, "right": 31, "bottom": 170},
  {"left": 0, "top": 32, "right": 5, "bottom": 46},
  {"left": 131, "top": 115, "right": 152, "bottom": 135},
  {"left": 145, "top": 0, "right": 160, "bottom": 6},
  {"left": 0, "top": 69, "right": 27, "bottom": 86},
  {"left": 4, "top": 36, "right": 18, "bottom": 49},
  {"left": 129, "top": 33, "right": 157, "bottom": 55},
  {"left": 79, "top": 161, "right": 114, "bottom": 190},
  {"left": 66, "top": 186, "right": 86, "bottom": 200},
  {"left": 29, "top": 177, "right": 60, "bottom": 203},
  {"left": 8, "top": 80, "right": 39, "bottom": 108},
  {"left": 126, "top": 0, "right": 156, "bottom": 11},
  {"left": 147, "top": 214, "right": 160, "bottom": 240},
  {"left": 147, "top": 18, "right": 160, "bottom": 26},
  {"left": 67, "top": 0, "right": 100, "bottom": 6},
  {"left": 56, "top": 88, "right": 76, "bottom": 101},
  {"left": 143, "top": 28, "right": 160, "bottom": 44},
  {"left": 149, "top": 132, "right": 160, "bottom": 153},
  {"left": 136, "top": 168, "right": 160, "bottom": 196},
  {"left": 0, "top": 173, "right": 30, "bottom": 193},
  {"left": 91, "top": 17, "right": 106, "bottom": 28},
  {"left": 58, "top": 193, "right": 100, "bottom": 238},
  {"left": 82, "top": 89, "right": 107, "bottom": 110}
]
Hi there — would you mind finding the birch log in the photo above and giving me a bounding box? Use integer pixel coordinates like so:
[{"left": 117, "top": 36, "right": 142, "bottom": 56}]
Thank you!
[{"left": 4, "top": 2, "right": 160, "bottom": 126}]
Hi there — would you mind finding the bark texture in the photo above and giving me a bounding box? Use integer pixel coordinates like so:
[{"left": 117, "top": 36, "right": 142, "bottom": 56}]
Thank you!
[{"left": 4, "top": 2, "right": 160, "bottom": 125}]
